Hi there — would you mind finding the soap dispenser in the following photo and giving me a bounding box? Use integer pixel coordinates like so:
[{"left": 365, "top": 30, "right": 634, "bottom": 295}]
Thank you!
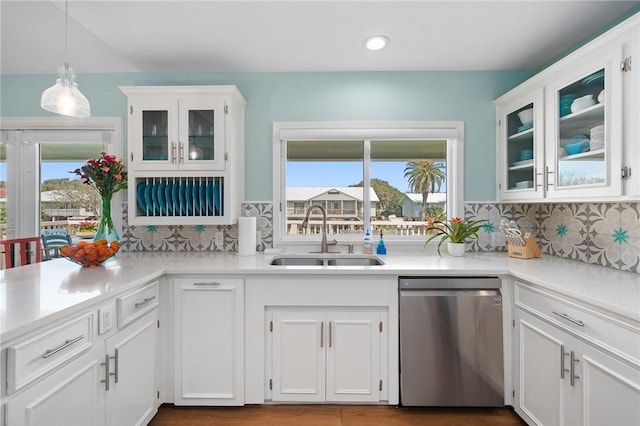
[
  {"left": 376, "top": 230, "right": 386, "bottom": 255},
  {"left": 363, "top": 229, "right": 373, "bottom": 254}
]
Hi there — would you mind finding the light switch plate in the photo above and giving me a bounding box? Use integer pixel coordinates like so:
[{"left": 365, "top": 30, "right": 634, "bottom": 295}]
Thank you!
[
  {"left": 98, "top": 305, "right": 113, "bottom": 335},
  {"left": 214, "top": 231, "right": 224, "bottom": 247}
]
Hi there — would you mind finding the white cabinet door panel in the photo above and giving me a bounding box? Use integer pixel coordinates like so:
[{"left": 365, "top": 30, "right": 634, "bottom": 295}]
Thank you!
[
  {"left": 577, "top": 350, "right": 640, "bottom": 426},
  {"left": 517, "top": 311, "right": 569, "bottom": 426},
  {"left": 106, "top": 310, "right": 157, "bottom": 426},
  {"left": 174, "top": 278, "right": 244, "bottom": 405},
  {"left": 271, "top": 311, "right": 325, "bottom": 402},
  {"left": 5, "top": 346, "right": 105, "bottom": 426},
  {"left": 326, "top": 312, "right": 380, "bottom": 402}
]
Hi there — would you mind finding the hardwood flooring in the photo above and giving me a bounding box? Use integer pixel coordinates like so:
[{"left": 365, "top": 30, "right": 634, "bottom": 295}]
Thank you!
[{"left": 149, "top": 404, "right": 527, "bottom": 426}]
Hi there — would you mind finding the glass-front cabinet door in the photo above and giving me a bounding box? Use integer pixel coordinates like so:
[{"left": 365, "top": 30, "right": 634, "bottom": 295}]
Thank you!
[
  {"left": 545, "top": 47, "right": 623, "bottom": 199},
  {"left": 497, "top": 88, "right": 545, "bottom": 201},
  {"left": 130, "top": 99, "right": 177, "bottom": 170},
  {"left": 178, "top": 98, "right": 226, "bottom": 171}
]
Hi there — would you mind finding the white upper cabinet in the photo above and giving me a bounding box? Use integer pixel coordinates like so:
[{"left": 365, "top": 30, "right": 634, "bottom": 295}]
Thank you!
[
  {"left": 120, "top": 86, "right": 246, "bottom": 225},
  {"left": 496, "top": 13, "right": 638, "bottom": 202}
]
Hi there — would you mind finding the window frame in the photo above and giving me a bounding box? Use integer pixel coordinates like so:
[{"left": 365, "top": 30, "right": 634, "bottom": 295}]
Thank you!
[
  {"left": 0, "top": 117, "right": 123, "bottom": 239},
  {"left": 272, "top": 121, "right": 464, "bottom": 248}
]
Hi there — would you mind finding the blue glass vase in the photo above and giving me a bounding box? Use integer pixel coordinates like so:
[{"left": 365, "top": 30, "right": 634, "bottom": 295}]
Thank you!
[{"left": 94, "top": 196, "right": 120, "bottom": 243}]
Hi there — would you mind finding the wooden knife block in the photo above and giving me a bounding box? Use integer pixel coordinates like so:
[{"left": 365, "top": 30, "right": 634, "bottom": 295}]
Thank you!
[{"left": 507, "top": 234, "right": 541, "bottom": 259}]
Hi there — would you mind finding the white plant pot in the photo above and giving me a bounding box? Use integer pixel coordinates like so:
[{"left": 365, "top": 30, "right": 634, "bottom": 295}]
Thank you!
[
  {"left": 447, "top": 242, "right": 466, "bottom": 257},
  {"left": 75, "top": 231, "right": 96, "bottom": 239}
]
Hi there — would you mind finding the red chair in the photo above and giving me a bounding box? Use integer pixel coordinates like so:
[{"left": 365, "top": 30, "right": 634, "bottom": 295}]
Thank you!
[{"left": 0, "top": 237, "right": 42, "bottom": 269}]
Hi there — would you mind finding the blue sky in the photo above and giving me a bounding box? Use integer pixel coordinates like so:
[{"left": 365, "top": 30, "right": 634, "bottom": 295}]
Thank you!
[{"left": 287, "top": 161, "right": 447, "bottom": 193}]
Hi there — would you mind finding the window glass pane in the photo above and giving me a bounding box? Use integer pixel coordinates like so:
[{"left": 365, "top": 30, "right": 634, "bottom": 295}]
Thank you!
[
  {"left": 370, "top": 140, "right": 447, "bottom": 237},
  {"left": 40, "top": 142, "right": 107, "bottom": 234},
  {"left": 285, "top": 140, "right": 364, "bottom": 236}
]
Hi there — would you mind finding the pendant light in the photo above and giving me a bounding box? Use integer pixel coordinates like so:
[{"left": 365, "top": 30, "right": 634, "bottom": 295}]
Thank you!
[{"left": 41, "top": 0, "right": 90, "bottom": 117}]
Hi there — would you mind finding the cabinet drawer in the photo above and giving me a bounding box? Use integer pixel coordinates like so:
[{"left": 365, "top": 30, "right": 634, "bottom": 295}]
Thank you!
[
  {"left": 6, "top": 312, "right": 94, "bottom": 395},
  {"left": 117, "top": 281, "right": 159, "bottom": 328},
  {"left": 515, "top": 281, "right": 640, "bottom": 363}
]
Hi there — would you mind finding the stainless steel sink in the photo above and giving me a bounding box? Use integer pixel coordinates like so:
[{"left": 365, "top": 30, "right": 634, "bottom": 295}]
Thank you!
[
  {"left": 269, "top": 254, "right": 384, "bottom": 266},
  {"left": 268, "top": 257, "right": 325, "bottom": 266}
]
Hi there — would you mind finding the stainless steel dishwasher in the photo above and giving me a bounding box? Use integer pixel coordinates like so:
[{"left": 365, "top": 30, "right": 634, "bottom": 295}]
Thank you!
[{"left": 399, "top": 276, "right": 504, "bottom": 407}]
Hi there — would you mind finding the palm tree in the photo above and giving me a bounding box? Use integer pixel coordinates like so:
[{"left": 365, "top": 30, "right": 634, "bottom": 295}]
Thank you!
[{"left": 404, "top": 161, "right": 446, "bottom": 221}]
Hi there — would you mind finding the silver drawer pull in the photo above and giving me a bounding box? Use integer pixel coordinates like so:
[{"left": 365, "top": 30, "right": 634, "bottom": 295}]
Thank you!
[
  {"left": 193, "top": 281, "right": 221, "bottom": 287},
  {"left": 42, "top": 335, "right": 84, "bottom": 359},
  {"left": 134, "top": 296, "right": 156, "bottom": 309},
  {"left": 552, "top": 311, "right": 584, "bottom": 327}
]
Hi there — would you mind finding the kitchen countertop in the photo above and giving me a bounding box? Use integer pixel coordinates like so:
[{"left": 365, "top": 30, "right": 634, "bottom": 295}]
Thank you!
[{"left": 1, "top": 251, "right": 638, "bottom": 343}]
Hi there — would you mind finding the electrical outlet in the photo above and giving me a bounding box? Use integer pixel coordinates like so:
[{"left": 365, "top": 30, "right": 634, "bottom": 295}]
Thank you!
[
  {"left": 256, "top": 232, "right": 262, "bottom": 246},
  {"left": 214, "top": 231, "right": 224, "bottom": 247},
  {"left": 492, "top": 231, "right": 506, "bottom": 247},
  {"left": 98, "top": 305, "right": 113, "bottom": 335}
]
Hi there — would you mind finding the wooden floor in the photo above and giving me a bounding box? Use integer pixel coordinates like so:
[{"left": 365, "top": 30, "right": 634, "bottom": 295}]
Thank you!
[{"left": 149, "top": 404, "right": 527, "bottom": 426}]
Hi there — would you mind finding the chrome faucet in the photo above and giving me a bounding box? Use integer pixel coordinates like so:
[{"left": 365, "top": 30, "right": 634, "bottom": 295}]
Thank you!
[{"left": 301, "top": 204, "right": 337, "bottom": 253}]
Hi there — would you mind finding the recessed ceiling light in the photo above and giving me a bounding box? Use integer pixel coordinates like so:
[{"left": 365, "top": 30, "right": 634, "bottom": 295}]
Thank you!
[{"left": 364, "top": 35, "right": 390, "bottom": 51}]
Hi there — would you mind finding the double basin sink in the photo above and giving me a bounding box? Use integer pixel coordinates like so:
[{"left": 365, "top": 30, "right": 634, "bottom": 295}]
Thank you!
[{"left": 269, "top": 253, "right": 385, "bottom": 266}]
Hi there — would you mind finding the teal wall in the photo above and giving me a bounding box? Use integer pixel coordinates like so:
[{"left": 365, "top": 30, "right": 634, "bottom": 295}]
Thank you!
[{"left": 0, "top": 70, "right": 532, "bottom": 201}]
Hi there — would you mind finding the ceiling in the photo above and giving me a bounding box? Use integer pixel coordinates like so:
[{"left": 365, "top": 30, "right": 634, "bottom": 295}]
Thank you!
[{"left": 1, "top": 1, "right": 639, "bottom": 75}]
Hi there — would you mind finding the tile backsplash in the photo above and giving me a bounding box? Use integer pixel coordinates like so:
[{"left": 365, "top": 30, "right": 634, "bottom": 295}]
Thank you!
[
  {"left": 465, "top": 202, "right": 640, "bottom": 274},
  {"left": 120, "top": 202, "right": 273, "bottom": 252},
  {"left": 121, "top": 200, "right": 639, "bottom": 274}
]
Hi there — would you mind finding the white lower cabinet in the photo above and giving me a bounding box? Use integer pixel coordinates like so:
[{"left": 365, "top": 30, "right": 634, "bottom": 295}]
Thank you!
[
  {"left": 105, "top": 309, "right": 158, "bottom": 426},
  {"left": 5, "top": 345, "right": 106, "bottom": 426},
  {"left": 4, "top": 305, "right": 158, "bottom": 426},
  {"left": 268, "top": 308, "right": 385, "bottom": 403},
  {"left": 173, "top": 278, "right": 244, "bottom": 406},
  {"left": 515, "top": 308, "right": 640, "bottom": 426}
]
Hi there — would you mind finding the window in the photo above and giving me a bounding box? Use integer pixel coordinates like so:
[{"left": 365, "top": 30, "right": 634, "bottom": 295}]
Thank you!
[
  {"left": 273, "top": 122, "right": 463, "bottom": 246},
  {"left": 0, "top": 117, "right": 122, "bottom": 239}
]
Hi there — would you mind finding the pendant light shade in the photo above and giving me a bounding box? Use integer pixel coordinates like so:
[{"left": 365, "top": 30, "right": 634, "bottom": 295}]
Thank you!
[
  {"left": 40, "top": 0, "right": 90, "bottom": 117},
  {"left": 41, "top": 63, "right": 90, "bottom": 117}
]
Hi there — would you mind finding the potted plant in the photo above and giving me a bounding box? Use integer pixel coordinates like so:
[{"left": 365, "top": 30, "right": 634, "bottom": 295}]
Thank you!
[
  {"left": 75, "top": 220, "right": 97, "bottom": 238},
  {"left": 425, "top": 217, "right": 488, "bottom": 256}
]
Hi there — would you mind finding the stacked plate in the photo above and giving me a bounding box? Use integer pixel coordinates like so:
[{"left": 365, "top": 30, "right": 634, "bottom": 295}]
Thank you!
[
  {"left": 136, "top": 178, "right": 222, "bottom": 217},
  {"left": 590, "top": 125, "right": 604, "bottom": 150}
]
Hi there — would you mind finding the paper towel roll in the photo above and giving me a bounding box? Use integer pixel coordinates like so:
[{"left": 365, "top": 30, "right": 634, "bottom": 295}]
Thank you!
[{"left": 238, "top": 216, "right": 257, "bottom": 256}]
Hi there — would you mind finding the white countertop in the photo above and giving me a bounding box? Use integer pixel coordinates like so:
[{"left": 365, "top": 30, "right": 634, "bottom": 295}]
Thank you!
[{"left": 1, "top": 251, "right": 638, "bottom": 343}]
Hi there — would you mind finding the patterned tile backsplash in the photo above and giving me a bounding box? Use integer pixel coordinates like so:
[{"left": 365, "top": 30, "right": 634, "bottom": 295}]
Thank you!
[
  {"left": 120, "top": 202, "right": 273, "bottom": 252},
  {"left": 465, "top": 202, "right": 640, "bottom": 274},
  {"left": 121, "top": 200, "right": 639, "bottom": 274}
]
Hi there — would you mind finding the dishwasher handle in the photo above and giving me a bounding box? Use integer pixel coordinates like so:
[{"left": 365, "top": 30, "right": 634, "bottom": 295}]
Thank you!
[{"left": 399, "top": 289, "right": 502, "bottom": 297}]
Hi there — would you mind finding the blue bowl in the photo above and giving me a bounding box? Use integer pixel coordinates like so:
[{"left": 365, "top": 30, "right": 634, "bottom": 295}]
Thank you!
[
  {"left": 564, "top": 141, "right": 589, "bottom": 155},
  {"left": 519, "top": 149, "right": 534, "bottom": 161}
]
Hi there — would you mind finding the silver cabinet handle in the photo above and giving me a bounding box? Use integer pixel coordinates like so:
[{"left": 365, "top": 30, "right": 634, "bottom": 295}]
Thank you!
[
  {"left": 111, "top": 349, "right": 119, "bottom": 384},
  {"left": 560, "top": 344, "right": 570, "bottom": 379},
  {"left": 179, "top": 141, "right": 184, "bottom": 163},
  {"left": 101, "top": 354, "right": 111, "bottom": 391},
  {"left": 134, "top": 296, "right": 156, "bottom": 309},
  {"left": 329, "top": 321, "right": 332, "bottom": 348},
  {"left": 570, "top": 351, "right": 580, "bottom": 387},
  {"left": 320, "top": 322, "right": 324, "bottom": 348},
  {"left": 545, "top": 166, "right": 554, "bottom": 189},
  {"left": 42, "top": 335, "right": 84, "bottom": 359},
  {"left": 193, "top": 281, "right": 221, "bottom": 287},
  {"left": 171, "top": 141, "right": 177, "bottom": 164},
  {"left": 552, "top": 311, "right": 584, "bottom": 327}
]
